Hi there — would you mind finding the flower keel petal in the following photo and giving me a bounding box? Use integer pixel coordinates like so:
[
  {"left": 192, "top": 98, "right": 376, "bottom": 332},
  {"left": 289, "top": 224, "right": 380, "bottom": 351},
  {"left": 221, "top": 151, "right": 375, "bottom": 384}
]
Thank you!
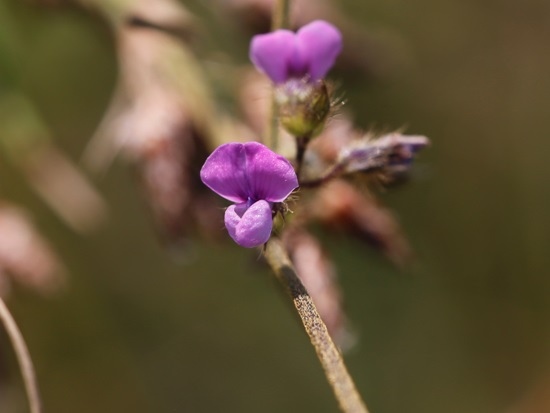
[
  {"left": 224, "top": 200, "right": 273, "bottom": 248},
  {"left": 224, "top": 204, "right": 242, "bottom": 244}
]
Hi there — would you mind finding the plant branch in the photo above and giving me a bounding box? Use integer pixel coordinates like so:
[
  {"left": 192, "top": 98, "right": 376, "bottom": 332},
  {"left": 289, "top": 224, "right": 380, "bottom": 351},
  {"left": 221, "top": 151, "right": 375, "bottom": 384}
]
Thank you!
[
  {"left": 0, "top": 297, "right": 42, "bottom": 413},
  {"left": 263, "top": 238, "right": 369, "bottom": 413},
  {"left": 295, "top": 134, "right": 311, "bottom": 179}
]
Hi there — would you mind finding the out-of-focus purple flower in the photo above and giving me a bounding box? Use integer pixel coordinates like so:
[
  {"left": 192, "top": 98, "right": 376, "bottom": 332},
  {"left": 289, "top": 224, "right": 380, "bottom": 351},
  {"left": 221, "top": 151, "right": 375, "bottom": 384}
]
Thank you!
[
  {"left": 338, "top": 134, "right": 430, "bottom": 174},
  {"left": 200, "top": 142, "right": 298, "bottom": 248},
  {"left": 250, "top": 20, "right": 342, "bottom": 84}
]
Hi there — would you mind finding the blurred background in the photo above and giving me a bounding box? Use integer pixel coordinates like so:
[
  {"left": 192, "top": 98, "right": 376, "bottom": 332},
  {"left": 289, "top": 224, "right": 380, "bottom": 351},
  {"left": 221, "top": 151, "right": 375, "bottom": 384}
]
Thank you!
[{"left": 1, "top": 0, "right": 550, "bottom": 412}]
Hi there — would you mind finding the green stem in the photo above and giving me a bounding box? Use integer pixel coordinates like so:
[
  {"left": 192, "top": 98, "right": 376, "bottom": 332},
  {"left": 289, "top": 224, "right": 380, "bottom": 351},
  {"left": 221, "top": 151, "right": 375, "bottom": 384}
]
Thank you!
[
  {"left": 267, "top": 101, "right": 280, "bottom": 151},
  {"left": 272, "top": 0, "right": 291, "bottom": 31},
  {"left": 0, "top": 297, "right": 42, "bottom": 413},
  {"left": 263, "top": 238, "right": 369, "bottom": 413},
  {"left": 295, "top": 134, "right": 310, "bottom": 179},
  {"left": 267, "top": 0, "right": 291, "bottom": 151}
]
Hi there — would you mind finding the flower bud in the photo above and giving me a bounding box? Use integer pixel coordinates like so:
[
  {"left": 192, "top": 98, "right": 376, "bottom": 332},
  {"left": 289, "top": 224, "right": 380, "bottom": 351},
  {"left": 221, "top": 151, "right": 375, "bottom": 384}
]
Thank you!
[{"left": 274, "top": 78, "right": 331, "bottom": 138}]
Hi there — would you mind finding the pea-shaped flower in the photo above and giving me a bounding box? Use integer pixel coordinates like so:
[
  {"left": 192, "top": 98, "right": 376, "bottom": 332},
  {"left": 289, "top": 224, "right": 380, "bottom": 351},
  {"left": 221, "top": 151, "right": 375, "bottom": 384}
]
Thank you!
[
  {"left": 250, "top": 20, "right": 342, "bottom": 137},
  {"left": 250, "top": 20, "right": 342, "bottom": 84},
  {"left": 200, "top": 142, "right": 298, "bottom": 248}
]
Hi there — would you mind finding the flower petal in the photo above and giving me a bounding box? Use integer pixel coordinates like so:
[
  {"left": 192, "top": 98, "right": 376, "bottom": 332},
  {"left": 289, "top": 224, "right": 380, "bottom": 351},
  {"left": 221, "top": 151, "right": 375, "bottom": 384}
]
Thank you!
[
  {"left": 296, "top": 20, "right": 342, "bottom": 80},
  {"left": 243, "top": 142, "right": 298, "bottom": 202},
  {"left": 224, "top": 200, "right": 273, "bottom": 248},
  {"left": 250, "top": 30, "right": 296, "bottom": 83},
  {"left": 200, "top": 143, "right": 250, "bottom": 203}
]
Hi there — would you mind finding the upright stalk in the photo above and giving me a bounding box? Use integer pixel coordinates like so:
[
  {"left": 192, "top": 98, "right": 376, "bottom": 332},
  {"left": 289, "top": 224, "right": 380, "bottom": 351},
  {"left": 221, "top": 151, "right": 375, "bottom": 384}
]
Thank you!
[
  {"left": 0, "top": 297, "right": 42, "bottom": 413},
  {"left": 271, "top": 0, "right": 291, "bottom": 31},
  {"left": 263, "top": 238, "right": 369, "bottom": 413},
  {"left": 267, "top": 0, "right": 291, "bottom": 151}
]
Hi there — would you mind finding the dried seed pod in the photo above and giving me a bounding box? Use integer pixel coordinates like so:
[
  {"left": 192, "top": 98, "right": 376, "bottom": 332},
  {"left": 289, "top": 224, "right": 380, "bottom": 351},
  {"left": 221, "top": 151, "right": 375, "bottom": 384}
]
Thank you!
[
  {"left": 23, "top": 144, "right": 108, "bottom": 234},
  {"left": 310, "top": 179, "right": 412, "bottom": 266},
  {"left": 0, "top": 93, "right": 107, "bottom": 234},
  {"left": 0, "top": 203, "right": 64, "bottom": 296},
  {"left": 83, "top": 2, "right": 224, "bottom": 244},
  {"left": 136, "top": 119, "right": 212, "bottom": 243}
]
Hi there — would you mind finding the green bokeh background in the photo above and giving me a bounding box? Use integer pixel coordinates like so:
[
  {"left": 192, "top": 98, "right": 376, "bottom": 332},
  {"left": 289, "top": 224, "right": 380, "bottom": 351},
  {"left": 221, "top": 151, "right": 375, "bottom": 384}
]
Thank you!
[{"left": 2, "top": 1, "right": 550, "bottom": 412}]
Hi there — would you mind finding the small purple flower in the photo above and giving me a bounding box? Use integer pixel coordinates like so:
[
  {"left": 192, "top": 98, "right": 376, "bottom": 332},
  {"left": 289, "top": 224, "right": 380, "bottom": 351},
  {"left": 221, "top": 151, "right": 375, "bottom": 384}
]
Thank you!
[
  {"left": 250, "top": 20, "right": 342, "bottom": 84},
  {"left": 200, "top": 142, "right": 298, "bottom": 248}
]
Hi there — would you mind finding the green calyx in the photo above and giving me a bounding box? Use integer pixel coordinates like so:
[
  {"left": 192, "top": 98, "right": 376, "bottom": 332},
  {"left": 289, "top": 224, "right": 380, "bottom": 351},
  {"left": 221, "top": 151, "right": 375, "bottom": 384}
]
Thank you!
[{"left": 274, "top": 78, "right": 331, "bottom": 138}]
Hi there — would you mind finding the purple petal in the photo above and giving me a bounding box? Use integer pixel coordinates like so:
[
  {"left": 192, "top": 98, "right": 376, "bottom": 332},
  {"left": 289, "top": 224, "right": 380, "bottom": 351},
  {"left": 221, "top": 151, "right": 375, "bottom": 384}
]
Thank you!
[
  {"left": 250, "top": 30, "right": 296, "bottom": 83},
  {"left": 225, "top": 200, "right": 273, "bottom": 248},
  {"left": 287, "top": 40, "right": 308, "bottom": 78},
  {"left": 200, "top": 143, "right": 250, "bottom": 203},
  {"left": 243, "top": 142, "right": 298, "bottom": 202},
  {"left": 296, "top": 20, "right": 342, "bottom": 80}
]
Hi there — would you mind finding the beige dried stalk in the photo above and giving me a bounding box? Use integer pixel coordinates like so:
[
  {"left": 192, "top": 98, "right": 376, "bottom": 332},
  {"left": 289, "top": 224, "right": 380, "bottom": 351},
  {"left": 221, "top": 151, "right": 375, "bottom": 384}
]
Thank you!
[
  {"left": 263, "top": 238, "right": 369, "bottom": 413},
  {"left": 0, "top": 298, "right": 42, "bottom": 413}
]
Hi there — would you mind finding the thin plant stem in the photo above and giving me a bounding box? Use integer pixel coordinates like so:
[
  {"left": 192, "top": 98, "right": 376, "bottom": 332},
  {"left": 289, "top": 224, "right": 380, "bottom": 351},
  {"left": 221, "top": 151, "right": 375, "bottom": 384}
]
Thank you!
[
  {"left": 267, "top": 0, "right": 291, "bottom": 151},
  {"left": 271, "top": 0, "right": 291, "bottom": 31},
  {"left": 0, "top": 297, "right": 43, "bottom": 413},
  {"left": 300, "top": 162, "right": 347, "bottom": 188},
  {"left": 295, "top": 134, "right": 310, "bottom": 179},
  {"left": 267, "top": 100, "right": 280, "bottom": 151},
  {"left": 263, "top": 238, "right": 369, "bottom": 413}
]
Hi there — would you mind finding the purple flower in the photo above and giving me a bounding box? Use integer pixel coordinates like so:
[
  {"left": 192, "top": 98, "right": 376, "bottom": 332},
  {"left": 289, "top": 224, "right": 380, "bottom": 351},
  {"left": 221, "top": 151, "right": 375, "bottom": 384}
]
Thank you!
[
  {"left": 200, "top": 142, "right": 298, "bottom": 248},
  {"left": 250, "top": 20, "right": 342, "bottom": 84}
]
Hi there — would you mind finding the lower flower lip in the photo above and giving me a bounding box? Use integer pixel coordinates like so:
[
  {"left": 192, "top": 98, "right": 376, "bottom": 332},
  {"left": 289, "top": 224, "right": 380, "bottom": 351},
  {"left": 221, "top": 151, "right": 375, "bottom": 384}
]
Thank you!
[{"left": 225, "top": 200, "right": 273, "bottom": 248}]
